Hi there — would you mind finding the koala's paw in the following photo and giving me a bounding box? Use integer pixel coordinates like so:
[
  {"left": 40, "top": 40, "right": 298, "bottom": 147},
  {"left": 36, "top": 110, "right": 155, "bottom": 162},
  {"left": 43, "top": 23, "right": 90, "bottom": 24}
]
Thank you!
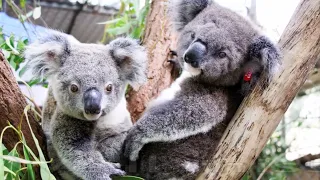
[
  {"left": 167, "top": 50, "right": 182, "bottom": 78},
  {"left": 169, "top": 50, "right": 178, "bottom": 57},
  {"left": 86, "top": 162, "right": 125, "bottom": 180},
  {"left": 111, "top": 162, "right": 121, "bottom": 169},
  {"left": 123, "top": 129, "right": 145, "bottom": 161},
  {"left": 107, "top": 164, "right": 126, "bottom": 179}
]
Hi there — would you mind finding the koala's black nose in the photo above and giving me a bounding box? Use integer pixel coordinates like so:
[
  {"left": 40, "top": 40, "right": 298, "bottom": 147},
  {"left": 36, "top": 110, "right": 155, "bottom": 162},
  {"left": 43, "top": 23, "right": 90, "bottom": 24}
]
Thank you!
[
  {"left": 83, "top": 88, "right": 102, "bottom": 115},
  {"left": 184, "top": 41, "right": 206, "bottom": 68}
]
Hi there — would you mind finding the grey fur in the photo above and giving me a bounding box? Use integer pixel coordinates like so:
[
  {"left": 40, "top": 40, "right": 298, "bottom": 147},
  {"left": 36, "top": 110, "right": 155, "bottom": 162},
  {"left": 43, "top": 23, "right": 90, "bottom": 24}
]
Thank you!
[
  {"left": 123, "top": 1, "right": 280, "bottom": 179},
  {"left": 169, "top": 0, "right": 211, "bottom": 32},
  {"left": 25, "top": 32, "right": 147, "bottom": 180}
]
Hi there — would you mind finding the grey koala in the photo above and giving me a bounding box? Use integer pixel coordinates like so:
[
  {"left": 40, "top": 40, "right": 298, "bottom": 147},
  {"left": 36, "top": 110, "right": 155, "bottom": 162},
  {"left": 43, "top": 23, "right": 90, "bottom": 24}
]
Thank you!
[
  {"left": 24, "top": 32, "right": 147, "bottom": 180},
  {"left": 122, "top": 0, "right": 281, "bottom": 179}
]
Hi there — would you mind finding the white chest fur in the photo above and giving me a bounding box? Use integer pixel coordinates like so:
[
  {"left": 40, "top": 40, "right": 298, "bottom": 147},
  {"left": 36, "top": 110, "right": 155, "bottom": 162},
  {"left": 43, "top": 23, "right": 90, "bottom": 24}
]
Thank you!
[
  {"left": 96, "top": 97, "right": 132, "bottom": 131},
  {"left": 146, "top": 70, "right": 192, "bottom": 109}
]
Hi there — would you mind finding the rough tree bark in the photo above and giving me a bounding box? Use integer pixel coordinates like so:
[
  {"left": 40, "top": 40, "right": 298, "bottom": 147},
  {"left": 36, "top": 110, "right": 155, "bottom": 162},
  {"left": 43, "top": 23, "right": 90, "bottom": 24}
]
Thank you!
[
  {"left": 126, "top": 0, "right": 177, "bottom": 122},
  {"left": 0, "top": 51, "right": 46, "bottom": 155},
  {"left": 197, "top": 0, "right": 320, "bottom": 179}
]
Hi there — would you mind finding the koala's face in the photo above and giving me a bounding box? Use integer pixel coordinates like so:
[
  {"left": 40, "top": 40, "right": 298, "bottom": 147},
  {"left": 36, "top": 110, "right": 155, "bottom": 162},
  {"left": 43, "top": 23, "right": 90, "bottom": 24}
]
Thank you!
[
  {"left": 175, "top": 7, "right": 257, "bottom": 84},
  {"left": 177, "top": 25, "right": 244, "bottom": 81},
  {"left": 170, "top": 0, "right": 280, "bottom": 87},
  {"left": 51, "top": 45, "right": 125, "bottom": 120},
  {"left": 25, "top": 34, "right": 147, "bottom": 121}
]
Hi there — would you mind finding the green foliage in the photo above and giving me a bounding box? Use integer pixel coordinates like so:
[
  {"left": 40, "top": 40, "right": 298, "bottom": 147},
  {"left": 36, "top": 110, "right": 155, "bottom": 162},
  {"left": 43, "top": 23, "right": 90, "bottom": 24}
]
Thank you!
[
  {"left": 100, "top": 0, "right": 150, "bottom": 42},
  {"left": 0, "top": 27, "right": 46, "bottom": 87},
  {"left": 0, "top": 105, "right": 55, "bottom": 180},
  {"left": 0, "top": 27, "right": 27, "bottom": 73},
  {"left": 0, "top": 0, "right": 45, "bottom": 86}
]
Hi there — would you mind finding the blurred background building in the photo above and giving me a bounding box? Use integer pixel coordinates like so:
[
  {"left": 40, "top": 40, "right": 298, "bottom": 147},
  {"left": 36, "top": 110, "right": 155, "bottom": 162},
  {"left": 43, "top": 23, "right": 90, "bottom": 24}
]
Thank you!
[{"left": 1, "top": 0, "right": 118, "bottom": 42}]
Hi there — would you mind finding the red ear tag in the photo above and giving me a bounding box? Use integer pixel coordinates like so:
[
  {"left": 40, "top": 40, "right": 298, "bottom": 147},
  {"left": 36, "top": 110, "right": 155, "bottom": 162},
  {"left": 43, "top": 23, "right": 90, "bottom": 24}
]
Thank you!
[{"left": 244, "top": 71, "right": 252, "bottom": 82}]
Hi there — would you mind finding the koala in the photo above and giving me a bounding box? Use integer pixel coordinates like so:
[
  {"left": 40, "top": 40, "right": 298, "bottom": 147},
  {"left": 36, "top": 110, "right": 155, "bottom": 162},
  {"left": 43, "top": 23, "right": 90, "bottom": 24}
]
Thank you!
[
  {"left": 122, "top": 0, "right": 281, "bottom": 179},
  {"left": 24, "top": 32, "right": 147, "bottom": 180}
]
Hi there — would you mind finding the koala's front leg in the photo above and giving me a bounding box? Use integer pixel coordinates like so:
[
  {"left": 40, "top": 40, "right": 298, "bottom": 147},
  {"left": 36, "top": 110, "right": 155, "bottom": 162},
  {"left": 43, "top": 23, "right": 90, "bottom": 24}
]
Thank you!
[
  {"left": 52, "top": 113, "right": 125, "bottom": 180},
  {"left": 124, "top": 97, "right": 227, "bottom": 161}
]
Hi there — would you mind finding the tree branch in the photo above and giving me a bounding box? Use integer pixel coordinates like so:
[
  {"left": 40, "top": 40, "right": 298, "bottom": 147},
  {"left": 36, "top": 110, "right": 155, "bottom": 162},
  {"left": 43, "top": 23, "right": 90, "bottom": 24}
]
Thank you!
[
  {"left": 126, "top": 0, "right": 178, "bottom": 122},
  {"left": 0, "top": 51, "right": 46, "bottom": 155}
]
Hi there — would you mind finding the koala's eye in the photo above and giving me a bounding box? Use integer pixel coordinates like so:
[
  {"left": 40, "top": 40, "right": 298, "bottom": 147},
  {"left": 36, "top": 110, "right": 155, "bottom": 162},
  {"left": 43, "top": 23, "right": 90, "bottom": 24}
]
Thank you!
[
  {"left": 190, "top": 32, "right": 195, "bottom": 39},
  {"left": 218, "top": 52, "right": 227, "bottom": 58},
  {"left": 105, "top": 84, "right": 113, "bottom": 93},
  {"left": 70, "top": 84, "right": 79, "bottom": 93}
]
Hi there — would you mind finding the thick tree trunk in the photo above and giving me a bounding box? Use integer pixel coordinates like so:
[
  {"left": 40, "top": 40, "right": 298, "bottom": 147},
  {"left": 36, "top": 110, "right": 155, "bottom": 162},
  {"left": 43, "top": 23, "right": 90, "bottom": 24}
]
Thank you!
[
  {"left": 197, "top": 0, "right": 320, "bottom": 179},
  {"left": 126, "top": 0, "right": 177, "bottom": 122},
  {"left": 0, "top": 51, "right": 46, "bottom": 155}
]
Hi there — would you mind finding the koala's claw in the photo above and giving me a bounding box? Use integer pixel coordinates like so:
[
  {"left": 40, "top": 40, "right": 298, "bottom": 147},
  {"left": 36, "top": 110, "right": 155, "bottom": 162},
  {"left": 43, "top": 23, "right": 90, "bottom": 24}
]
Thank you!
[
  {"left": 86, "top": 162, "right": 125, "bottom": 180},
  {"left": 110, "top": 168, "right": 126, "bottom": 176},
  {"left": 111, "top": 162, "right": 121, "bottom": 169},
  {"left": 103, "top": 162, "right": 125, "bottom": 176},
  {"left": 167, "top": 59, "right": 176, "bottom": 64},
  {"left": 169, "top": 50, "right": 178, "bottom": 56}
]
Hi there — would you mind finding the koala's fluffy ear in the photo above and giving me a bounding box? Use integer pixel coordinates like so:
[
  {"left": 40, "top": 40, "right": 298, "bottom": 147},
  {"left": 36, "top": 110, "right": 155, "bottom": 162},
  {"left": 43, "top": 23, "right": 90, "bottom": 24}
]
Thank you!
[
  {"left": 24, "top": 32, "right": 75, "bottom": 79},
  {"left": 169, "top": 0, "right": 210, "bottom": 32},
  {"left": 248, "top": 36, "right": 281, "bottom": 84},
  {"left": 240, "top": 36, "right": 281, "bottom": 94},
  {"left": 109, "top": 38, "right": 147, "bottom": 90}
]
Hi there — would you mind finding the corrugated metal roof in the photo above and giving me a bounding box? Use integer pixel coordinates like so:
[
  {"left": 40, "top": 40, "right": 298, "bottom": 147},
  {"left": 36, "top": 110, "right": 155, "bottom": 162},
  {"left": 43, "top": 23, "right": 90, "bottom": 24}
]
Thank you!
[{"left": 4, "top": 0, "right": 117, "bottom": 43}]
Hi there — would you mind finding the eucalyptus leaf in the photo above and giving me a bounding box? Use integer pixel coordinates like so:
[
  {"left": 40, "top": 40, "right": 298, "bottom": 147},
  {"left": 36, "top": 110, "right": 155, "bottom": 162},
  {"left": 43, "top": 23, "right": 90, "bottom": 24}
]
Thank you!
[
  {"left": 23, "top": 105, "right": 56, "bottom": 180},
  {"left": 20, "top": 0, "right": 26, "bottom": 8},
  {"left": 0, "top": 34, "right": 5, "bottom": 44},
  {"left": 106, "top": 23, "right": 131, "bottom": 36},
  {"left": 19, "top": 65, "right": 28, "bottom": 77},
  {"left": 6, "top": 38, "right": 19, "bottom": 55},
  {"left": 102, "top": 0, "right": 150, "bottom": 42},
  {"left": 0, "top": 143, "right": 4, "bottom": 180},
  {"left": 4, "top": 147, "right": 20, "bottom": 180},
  {"left": 97, "top": 17, "right": 123, "bottom": 25},
  {"left": 2, "top": 49, "right": 11, "bottom": 59},
  {"left": 27, "top": 78, "right": 41, "bottom": 87},
  {"left": 21, "top": 11, "right": 34, "bottom": 23},
  {"left": 22, "top": 146, "right": 35, "bottom": 180},
  {"left": 23, "top": 39, "right": 28, "bottom": 45},
  {"left": 33, "top": 7, "right": 41, "bottom": 20},
  {"left": 9, "top": 56, "right": 17, "bottom": 70},
  {"left": 1, "top": 144, "right": 9, "bottom": 156}
]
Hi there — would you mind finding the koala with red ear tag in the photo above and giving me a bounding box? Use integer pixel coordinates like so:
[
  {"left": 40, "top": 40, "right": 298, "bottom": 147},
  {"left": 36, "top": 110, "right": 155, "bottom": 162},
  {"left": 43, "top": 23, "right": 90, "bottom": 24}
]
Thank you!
[
  {"left": 122, "top": 0, "right": 281, "bottom": 179},
  {"left": 25, "top": 32, "right": 147, "bottom": 180}
]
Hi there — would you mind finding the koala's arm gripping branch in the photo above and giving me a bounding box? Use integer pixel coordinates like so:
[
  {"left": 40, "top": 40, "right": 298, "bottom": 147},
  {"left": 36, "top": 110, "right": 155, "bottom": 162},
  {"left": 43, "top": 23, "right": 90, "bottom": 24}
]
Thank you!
[
  {"left": 197, "top": 0, "right": 320, "bottom": 179},
  {"left": 124, "top": 98, "right": 227, "bottom": 161}
]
